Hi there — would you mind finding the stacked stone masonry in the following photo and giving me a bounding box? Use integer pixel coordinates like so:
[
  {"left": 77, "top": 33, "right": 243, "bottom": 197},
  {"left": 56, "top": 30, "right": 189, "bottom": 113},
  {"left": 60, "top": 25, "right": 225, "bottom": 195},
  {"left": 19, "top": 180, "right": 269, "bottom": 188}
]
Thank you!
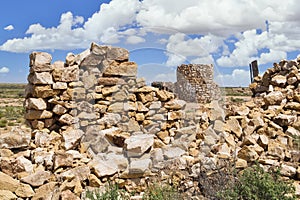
[
  {"left": 176, "top": 64, "right": 221, "bottom": 103},
  {"left": 0, "top": 44, "right": 299, "bottom": 199}
]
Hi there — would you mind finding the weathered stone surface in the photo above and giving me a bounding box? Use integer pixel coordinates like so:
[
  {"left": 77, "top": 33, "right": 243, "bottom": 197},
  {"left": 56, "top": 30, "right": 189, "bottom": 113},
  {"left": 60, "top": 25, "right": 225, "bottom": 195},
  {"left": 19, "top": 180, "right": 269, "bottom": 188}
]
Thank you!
[
  {"left": 0, "top": 127, "right": 31, "bottom": 149},
  {"left": 60, "top": 166, "right": 90, "bottom": 181},
  {"left": 31, "top": 182, "right": 57, "bottom": 200},
  {"left": 0, "top": 190, "right": 18, "bottom": 200},
  {"left": 125, "top": 134, "right": 154, "bottom": 157},
  {"left": 98, "top": 77, "right": 126, "bottom": 85},
  {"left": 280, "top": 164, "right": 297, "bottom": 177},
  {"left": 24, "top": 98, "right": 47, "bottom": 110},
  {"left": 225, "top": 118, "right": 242, "bottom": 138},
  {"left": 62, "top": 128, "right": 84, "bottom": 150},
  {"left": 53, "top": 64, "right": 79, "bottom": 82},
  {"left": 128, "top": 158, "right": 152, "bottom": 177},
  {"left": 59, "top": 114, "right": 74, "bottom": 125},
  {"left": 103, "top": 62, "right": 137, "bottom": 77},
  {"left": 25, "top": 110, "right": 53, "bottom": 120},
  {"left": 0, "top": 172, "right": 19, "bottom": 192},
  {"left": 54, "top": 152, "right": 74, "bottom": 169},
  {"left": 28, "top": 72, "right": 54, "bottom": 85},
  {"left": 263, "top": 91, "right": 285, "bottom": 105},
  {"left": 271, "top": 75, "right": 286, "bottom": 87},
  {"left": 21, "top": 170, "right": 51, "bottom": 187},
  {"left": 29, "top": 52, "right": 52, "bottom": 69},
  {"left": 61, "top": 190, "right": 80, "bottom": 200},
  {"left": 52, "top": 82, "right": 68, "bottom": 90},
  {"left": 163, "top": 147, "right": 186, "bottom": 159},
  {"left": 274, "top": 114, "right": 297, "bottom": 126},
  {"left": 15, "top": 183, "right": 35, "bottom": 198},
  {"left": 238, "top": 146, "right": 259, "bottom": 162},
  {"left": 88, "top": 153, "right": 127, "bottom": 178},
  {"left": 156, "top": 90, "right": 174, "bottom": 101},
  {"left": 53, "top": 104, "right": 68, "bottom": 115},
  {"left": 167, "top": 110, "right": 185, "bottom": 120},
  {"left": 107, "top": 46, "right": 129, "bottom": 61}
]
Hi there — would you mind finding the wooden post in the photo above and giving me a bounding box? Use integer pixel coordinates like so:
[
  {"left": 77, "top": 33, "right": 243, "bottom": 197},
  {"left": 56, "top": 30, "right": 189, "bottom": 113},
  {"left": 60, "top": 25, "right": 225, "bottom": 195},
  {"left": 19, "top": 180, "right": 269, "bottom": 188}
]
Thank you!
[{"left": 249, "top": 60, "right": 258, "bottom": 83}]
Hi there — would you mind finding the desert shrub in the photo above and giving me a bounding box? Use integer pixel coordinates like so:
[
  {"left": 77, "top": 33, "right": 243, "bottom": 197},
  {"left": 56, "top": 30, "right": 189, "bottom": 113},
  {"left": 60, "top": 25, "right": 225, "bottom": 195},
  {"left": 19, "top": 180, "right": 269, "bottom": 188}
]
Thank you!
[
  {"left": 0, "top": 119, "right": 8, "bottom": 127},
  {"left": 142, "top": 184, "right": 182, "bottom": 200},
  {"left": 85, "top": 183, "right": 129, "bottom": 200},
  {"left": 218, "top": 164, "right": 296, "bottom": 200}
]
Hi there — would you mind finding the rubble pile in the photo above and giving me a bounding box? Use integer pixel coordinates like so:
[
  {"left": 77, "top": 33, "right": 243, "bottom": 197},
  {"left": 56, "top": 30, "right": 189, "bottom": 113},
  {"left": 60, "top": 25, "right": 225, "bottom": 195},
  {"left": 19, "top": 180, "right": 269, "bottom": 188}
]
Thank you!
[{"left": 0, "top": 44, "right": 299, "bottom": 199}]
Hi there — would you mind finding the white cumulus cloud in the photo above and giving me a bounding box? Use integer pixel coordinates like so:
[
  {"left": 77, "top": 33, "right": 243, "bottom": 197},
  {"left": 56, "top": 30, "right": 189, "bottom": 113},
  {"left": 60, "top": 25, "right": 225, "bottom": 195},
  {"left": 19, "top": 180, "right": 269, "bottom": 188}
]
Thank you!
[
  {"left": 0, "top": 67, "right": 10, "bottom": 73},
  {"left": 4, "top": 25, "right": 14, "bottom": 31},
  {"left": 215, "top": 69, "right": 251, "bottom": 87}
]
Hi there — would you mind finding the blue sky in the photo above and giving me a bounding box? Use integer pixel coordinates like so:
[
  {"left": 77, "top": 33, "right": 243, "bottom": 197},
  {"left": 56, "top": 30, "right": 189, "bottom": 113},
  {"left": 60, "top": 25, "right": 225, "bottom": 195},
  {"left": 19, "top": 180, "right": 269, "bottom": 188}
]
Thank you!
[{"left": 0, "top": 0, "right": 300, "bottom": 86}]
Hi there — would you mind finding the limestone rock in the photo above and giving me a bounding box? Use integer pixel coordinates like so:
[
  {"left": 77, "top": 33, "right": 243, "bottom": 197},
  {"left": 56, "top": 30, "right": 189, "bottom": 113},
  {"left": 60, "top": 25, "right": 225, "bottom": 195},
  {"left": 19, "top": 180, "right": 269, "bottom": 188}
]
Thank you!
[
  {"left": 61, "top": 190, "right": 80, "bottom": 200},
  {"left": 15, "top": 183, "right": 35, "bottom": 198},
  {"left": 163, "top": 147, "right": 186, "bottom": 159},
  {"left": 21, "top": 170, "right": 51, "bottom": 187},
  {"left": 59, "top": 114, "right": 74, "bottom": 125},
  {"left": 103, "top": 61, "right": 137, "bottom": 77},
  {"left": 32, "top": 182, "right": 57, "bottom": 200},
  {"left": 30, "top": 52, "right": 52, "bottom": 68},
  {"left": 52, "top": 82, "right": 68, "bottom": 90},
  {"left": 28, "top": 72, "right": 54, "bottom": 85},
  {"left": 274, "top": 114, "right": 297, "bottom": 127},
  {"left": 125, "top": 134, "right": 154, "bottom": 157},
  {"left": 0, "top": 127, "right": 31, "bottom": 149},
  {"left": 53, "top": 64, "right": 79, "bottom": 82},
  {"left": 107, "top": 46, "right": 129, "bottom": 61},
  {"left": 54, "top": 152, "right": 74, "bottom": 169},
  {"left": 0, "top": 190, "right": 18, "bottom": 200},
  {"left": 280, "top": 164, "right": 297, "bottom": 177},
  {"left": 0, "top": 172, "right": 19, "bottom": 192},
  {"left": 53, "top": 104, "right": 68, "bottom": 115},
  {"left": 271, "top": 75, "right": 286, "bottom": 87},
  {"left": 98, "top": 77, "right": 126, "bottom": 86},
  {"left": 225, "top": 118, "right": 242, "bottom": 138},
  {"left": 24, "top": 98, "right": 47, "bottom": 110},
  {"left": 62, "top": 128, "right": 84, "bottom": 150},
  {"left": 59, "top": 166, "right": 90, "bottom": 181},
  {"left": 263, "top": 91, "right": 284, "bottom": 105},
  {"left": 156, "top": 90, "right": 174, "bottom": 101},
  {"left": 237, "top": 146, "right": 259, "bottom": 162},
  {"left": 25, "top": 110, "right": 53, "bottom": 120},
  {"left": 126, "top": 158, "right": 152, "bottom": 178}
]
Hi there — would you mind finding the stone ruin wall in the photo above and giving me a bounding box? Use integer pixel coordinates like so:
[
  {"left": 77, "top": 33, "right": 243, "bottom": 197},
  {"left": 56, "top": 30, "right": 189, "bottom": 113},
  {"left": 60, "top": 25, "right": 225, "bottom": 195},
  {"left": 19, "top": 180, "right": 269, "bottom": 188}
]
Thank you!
[
  {"left": 24, "top": 43, "right": 194, "bottom": 173},
  {"left": 175, "top": 64, "right": 221, "bottom": 103}
]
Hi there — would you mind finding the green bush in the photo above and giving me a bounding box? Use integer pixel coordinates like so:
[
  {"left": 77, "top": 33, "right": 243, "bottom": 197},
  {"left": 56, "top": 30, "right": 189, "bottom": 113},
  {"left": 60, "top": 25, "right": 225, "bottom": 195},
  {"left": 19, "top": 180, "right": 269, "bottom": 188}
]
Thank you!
[
  {"left": 218, "top": 164, "right": 296, "bottom": 200},
  {"left": 0, "top": 119, "right": 7, "bottom": 127},
  {"left": 142, "top": 184, "right": 182, "bottom": 200},
  {"left": 85, "top": 183, "right": 129, "bottom": 200}
]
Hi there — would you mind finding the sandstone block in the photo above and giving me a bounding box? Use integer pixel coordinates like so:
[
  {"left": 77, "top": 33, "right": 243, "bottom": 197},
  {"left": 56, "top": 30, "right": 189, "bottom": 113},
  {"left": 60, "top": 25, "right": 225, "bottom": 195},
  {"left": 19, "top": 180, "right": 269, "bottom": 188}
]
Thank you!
[
  {"left": 21, "top": 170, "right": 51, "bottom": 187},
  {"left": 15, "top": 183, "right": 35, "bottom": 198},
  {"left": 25, "top": 110, "right": 53, "bottom": 120},
  {"left": 30, "top": 51, "right": 52, "bottom": 65},
  {"left": 0, "top": 172, "right": 19, "bottom": 192},
  {"left": 263, "top": 91, "right": 284, "bottom": 105},
  {"left": 62, "top": 128, "right": 84, "bottom": 150},
  {"left": 52, "top": 82, "right": 68, "bottom": 90},
  {"left": 28, "top": 72, "right": 53, "bottom": 85},
  {"left": 103, "top": 61, "right": 137, "bottom": 77},
  {"left": 125, "top": 134, "right": 154, "bottom": 157},
  {"left": 0, "top": 190, "right": 18, "bottom": 200},
  {"left": 24, "top": 98, "right": 47, "bottom": 110},
  {"left": 98, "top": 77, "right": 126, "bottom": 86}
]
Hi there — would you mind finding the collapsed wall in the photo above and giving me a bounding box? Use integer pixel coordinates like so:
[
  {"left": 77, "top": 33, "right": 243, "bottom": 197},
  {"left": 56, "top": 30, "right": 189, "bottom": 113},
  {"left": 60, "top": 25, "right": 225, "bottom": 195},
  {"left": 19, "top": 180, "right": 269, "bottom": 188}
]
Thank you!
[{"left": 1, "top": 44, "right": 299, "bottom": 199}]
